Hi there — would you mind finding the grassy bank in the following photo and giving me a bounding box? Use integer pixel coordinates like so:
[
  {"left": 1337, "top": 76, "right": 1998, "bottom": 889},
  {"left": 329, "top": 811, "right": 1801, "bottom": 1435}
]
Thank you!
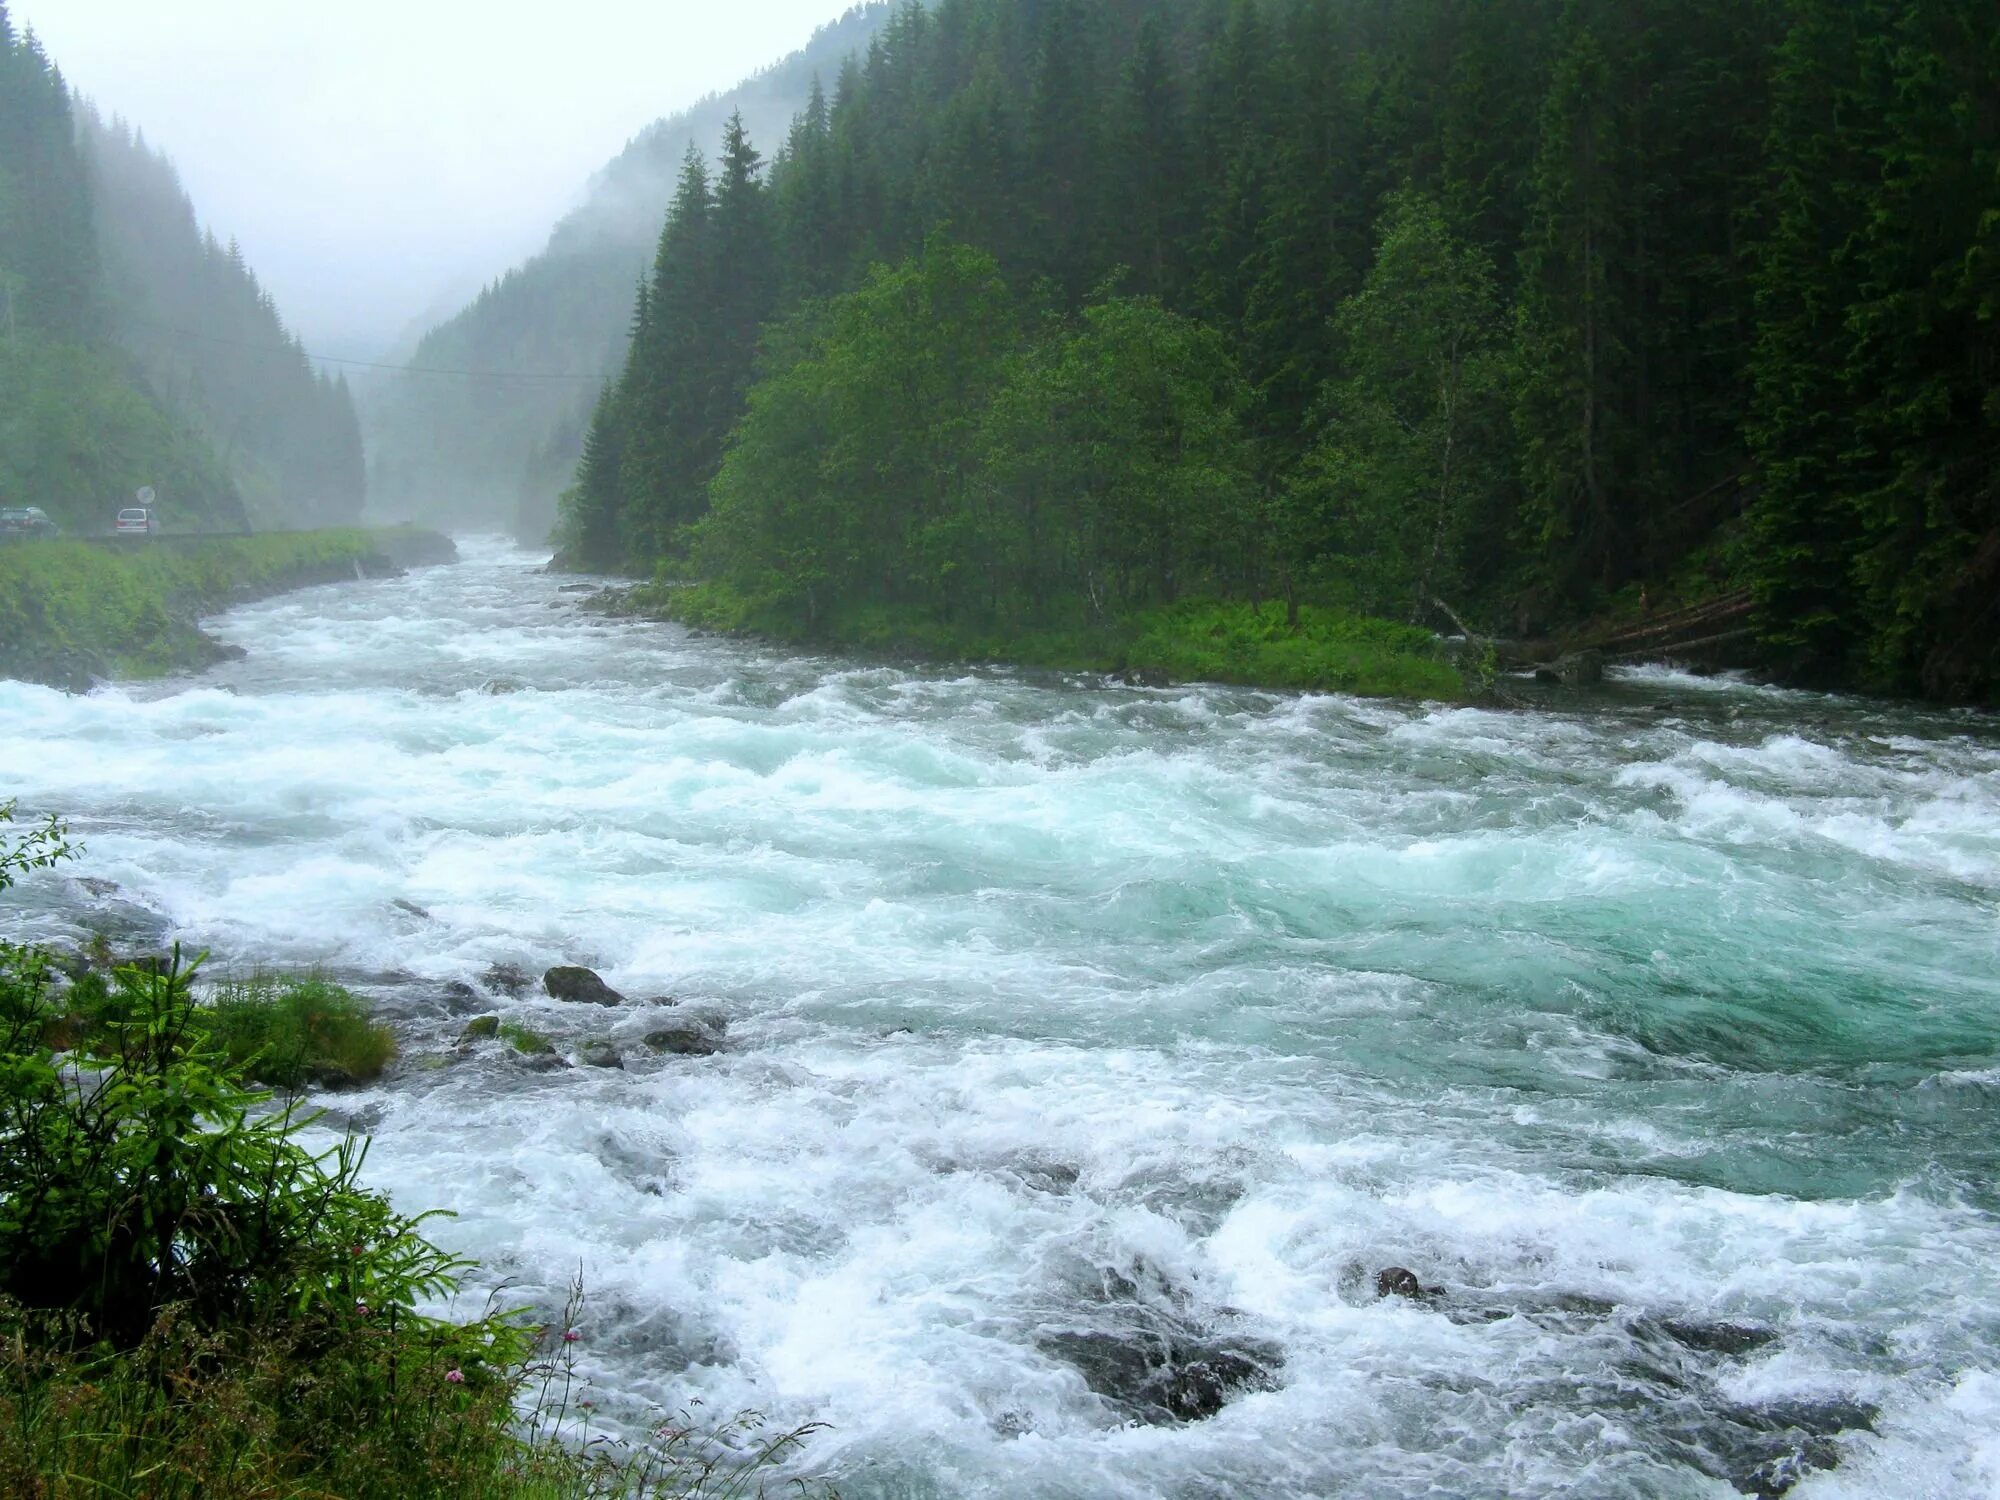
[
  {"left": 0, "top": 527, "right": 456, "bottom": 690},
  {"left": 653, "top": 581, "right": 1468, "bottom": 700}
]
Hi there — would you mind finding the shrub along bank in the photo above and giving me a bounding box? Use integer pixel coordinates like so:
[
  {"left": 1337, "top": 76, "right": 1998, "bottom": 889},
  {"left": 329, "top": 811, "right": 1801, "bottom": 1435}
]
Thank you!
[
  {"left": 653, "top": 580, "right": 1468, "bottom": 701},
  {"left": 0, "top": 527, "right": 456, "bottom": 690}
]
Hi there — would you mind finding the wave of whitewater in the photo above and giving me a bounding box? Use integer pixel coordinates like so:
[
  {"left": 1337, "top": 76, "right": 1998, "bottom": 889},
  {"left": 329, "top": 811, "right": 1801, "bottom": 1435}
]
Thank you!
[{"left": 4, "top": 538, "right": 1999, "bottom": 1498}]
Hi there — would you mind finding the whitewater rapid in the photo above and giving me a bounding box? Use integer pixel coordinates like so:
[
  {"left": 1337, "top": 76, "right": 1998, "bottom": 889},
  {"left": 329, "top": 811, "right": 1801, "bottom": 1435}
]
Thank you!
[{"left": 4, "top": 539, "right": 1998, "bottom": 1498}]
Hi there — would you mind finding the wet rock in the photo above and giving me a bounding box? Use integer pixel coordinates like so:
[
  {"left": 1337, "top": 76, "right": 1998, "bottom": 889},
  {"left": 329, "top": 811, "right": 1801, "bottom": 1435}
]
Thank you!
[
  {"left": 1114, "top": 665, "right": 1173, "bottom": 688},
  {"left": 481, "top": 962, "right": 532, "bottom": 998},
  {"left": 76, "top": 877, "right": 121, "bottom": 897},
  {"left": 1712, "top": 1397, "right": 1877, "bottom": 1499},
  {"left": 1657, "top": 1318, "right": 1780, "bottom": 1358},
  {"left": 1040, "top": 1326, "right": 1282, "bottom": 1425},
  {"left": 459, "top": 1015, "right": 500, "bottom": 1042},
  {"left": 1376, "top": 1266, "right": 1445, "bottom": 1302},
  {"left": 1534, "top": 648, "right": 1607, "bottom": 686},
  {"left": 478, "top": 676, "right": 527, "bottom": 695},
  {"left": 545, "top": 966, "right": 625, "bottom": 1006},
  {"left": 557, "top": 583, "right": 596, "bottom": 594},
  {"left": 578, "top": 1041, "right": 625, "bottom": 1070},
  {"left": 392, "top": 898, "right": 432, "bottom": 920},
  {"left": 642, "top": 1019, "right": 722, "bottom": 1057},
  {"left": 1007, "top": 1157, "right": 1081, "bottom": 1195},
  {"left": 442, "top": 979, "right": 479, "bottom": 1005}
]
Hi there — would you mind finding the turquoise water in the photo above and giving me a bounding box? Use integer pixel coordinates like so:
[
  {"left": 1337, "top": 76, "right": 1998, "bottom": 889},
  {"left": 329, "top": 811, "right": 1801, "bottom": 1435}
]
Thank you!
[{"left": 3, "top": 539, "right": 1997, "bottom": 1497}]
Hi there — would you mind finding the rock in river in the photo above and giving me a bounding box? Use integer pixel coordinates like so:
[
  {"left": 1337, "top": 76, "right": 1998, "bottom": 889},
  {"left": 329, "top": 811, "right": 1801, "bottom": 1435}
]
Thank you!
[
  {"left": 544, "top": 965, "right": 625, "bottom": 1006},
  {"left": 643, "top": 1019, "right": 722, "bottom": 1057}
]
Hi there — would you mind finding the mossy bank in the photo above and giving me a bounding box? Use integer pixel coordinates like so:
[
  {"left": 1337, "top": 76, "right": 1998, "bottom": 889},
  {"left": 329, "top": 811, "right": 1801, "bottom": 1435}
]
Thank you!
[
  {"left": 638, "top": 581, "right": 1470, "bottom": 701},
  {"left": 0, "top": 528, "right": 457, "bottom": 690}
]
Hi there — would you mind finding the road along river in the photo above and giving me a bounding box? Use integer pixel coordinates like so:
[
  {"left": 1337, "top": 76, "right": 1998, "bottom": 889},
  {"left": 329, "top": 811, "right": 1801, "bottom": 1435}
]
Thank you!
[{"left": 3, "top": 538, "right": 1998, "bottom": 1498}]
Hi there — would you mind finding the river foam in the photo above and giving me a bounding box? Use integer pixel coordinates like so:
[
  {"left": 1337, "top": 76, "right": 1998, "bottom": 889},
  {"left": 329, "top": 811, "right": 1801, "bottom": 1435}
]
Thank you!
[{"left": 5, "top": 537, "right": 1998, "bottom": 1498}]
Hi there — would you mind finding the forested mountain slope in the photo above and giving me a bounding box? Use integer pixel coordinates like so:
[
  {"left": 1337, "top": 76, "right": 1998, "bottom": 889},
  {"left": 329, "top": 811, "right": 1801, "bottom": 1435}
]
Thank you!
[
  {"left": 567, "top": 0, "right": 1999, "bottom": 703},
  {"left": 362, "top": 3, "right": 893, "bottom": 537},
  {"left": 0, "top": 5, "right": 361, "bottom": 534},
  {"left": 81, "top": 111, "right": 365, "bottom": 528}
]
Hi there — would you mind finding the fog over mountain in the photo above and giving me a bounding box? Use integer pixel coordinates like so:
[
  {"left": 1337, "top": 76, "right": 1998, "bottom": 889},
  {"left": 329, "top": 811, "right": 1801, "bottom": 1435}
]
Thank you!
[
  {"left": 14, "top": 0, "right": 870, "bottom": 360},
  {"left": 362, "top": 4, "right": 892, "bottom": 535}
]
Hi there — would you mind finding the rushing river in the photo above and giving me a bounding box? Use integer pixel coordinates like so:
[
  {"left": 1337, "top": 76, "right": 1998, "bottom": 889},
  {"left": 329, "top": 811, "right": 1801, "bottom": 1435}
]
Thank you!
[{"left": 4, "top": 538, "right": 1999, "bottom": 1499}]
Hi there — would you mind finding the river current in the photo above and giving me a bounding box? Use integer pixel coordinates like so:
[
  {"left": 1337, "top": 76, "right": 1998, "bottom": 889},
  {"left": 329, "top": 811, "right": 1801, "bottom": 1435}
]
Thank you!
[{"left": 3, "top": 539, "right": 1998, "bottom": 1498}]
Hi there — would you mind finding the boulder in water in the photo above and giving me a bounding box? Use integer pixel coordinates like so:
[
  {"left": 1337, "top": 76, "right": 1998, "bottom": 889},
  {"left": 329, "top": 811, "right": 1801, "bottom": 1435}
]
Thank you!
[
  {"left": 545, "top": 966, "right": 625, "bottom": 1006},
  {"left": 643, "top": 1019, "right": 722, "bottom": 1057},
  {"left": 1534, "top": 649, "right": 1607, "bottom": 686},
  {"left": 459, "top": 1015, "right": 500, "bottom": 1042},
  {"left": 578, "top": 1041, "right": 625, "bottom": 1070},
  {"left": 481, "top": 962, "right": 532, "bottom": 997},
  {"left": 1039, "top": 1324, "right": 1282, "bottom": 1425},
  {"left": 1376, "top": 1266, "right": 1445, "bottom": 1302}
]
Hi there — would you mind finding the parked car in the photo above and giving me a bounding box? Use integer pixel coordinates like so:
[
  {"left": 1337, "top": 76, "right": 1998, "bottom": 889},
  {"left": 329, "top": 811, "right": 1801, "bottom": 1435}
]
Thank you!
[
  {"left": 114, "top": 506, "right": 158, "bottom": 536},
  {"left": 0, "top": 505, "right": 59, "bottom": 539}
]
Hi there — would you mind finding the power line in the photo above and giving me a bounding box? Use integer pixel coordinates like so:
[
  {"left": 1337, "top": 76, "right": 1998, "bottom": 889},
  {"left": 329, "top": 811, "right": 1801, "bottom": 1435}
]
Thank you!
[{"left": 122, "top": 311, "right": 611, "bottom": 384}]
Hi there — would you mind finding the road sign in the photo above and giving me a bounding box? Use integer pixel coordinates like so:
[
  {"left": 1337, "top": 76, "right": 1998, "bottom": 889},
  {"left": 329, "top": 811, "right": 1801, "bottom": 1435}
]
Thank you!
[{"left": 136, "top": 486, "right": 156, "bottom": 506}]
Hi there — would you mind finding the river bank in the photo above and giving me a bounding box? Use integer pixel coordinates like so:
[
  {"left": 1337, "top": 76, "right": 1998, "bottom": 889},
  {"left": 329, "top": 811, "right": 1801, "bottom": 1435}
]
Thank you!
[
  {"left": 599, "top": 578, "right": 1472, "bottom": 701},
  {"left": 0, "top": 527, "right": 456, "bottom": 691}
]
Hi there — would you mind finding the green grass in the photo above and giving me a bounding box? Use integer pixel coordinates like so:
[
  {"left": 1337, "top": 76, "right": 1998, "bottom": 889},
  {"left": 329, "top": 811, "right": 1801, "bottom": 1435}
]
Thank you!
[
  {"left": 48, "top": 966, "right": 396, "bottom": 1089},
  {"left": 0, "top": 528, "right": 448, "bottom": 686},
  {"left": 657, "top": 581, "right": 1466, "bottom": 700},
  {"left": 204, "top": 974, "right": 399, "bottom": 1088},
  {"left": 499, "top": 1021, "right": 554, "bottom": 1056}
]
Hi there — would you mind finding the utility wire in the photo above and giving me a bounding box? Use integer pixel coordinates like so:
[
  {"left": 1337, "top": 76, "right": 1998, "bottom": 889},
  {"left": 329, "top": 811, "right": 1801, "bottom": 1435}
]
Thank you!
[{"left": 121, "top": 311, "right": 610, "bottom": 383}]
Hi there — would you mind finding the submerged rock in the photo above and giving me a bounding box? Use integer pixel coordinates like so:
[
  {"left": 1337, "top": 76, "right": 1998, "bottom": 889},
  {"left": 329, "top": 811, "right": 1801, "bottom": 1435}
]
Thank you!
[
  {"left": 1534, "top": 648, "right": 1607, "bottom": 686},
  {"left": 459, "top": 1015, "right": 500, "bottom": 1042},
  {"left": 642, "top": 1020, "right": 721, "bottom": 1057},
  {"left": 1376, "top": 1266, "right": 1446, "bottom": 1302},
  {"left": 1656, "top": 1318, "right": 1780, "bottom": 1358},
  {"left": 392, "top": 898, "right": 432, "bottom": 920},
  {"left": 441, "top": 979, "right": 480, "bottom": 1012},
  {"left": 545, "top": 966, "right": 625, "bottom": 1006},
  {"left": 481, "top": 962, "right": 532, "bottom": 997},
  {"left": 578, "top": 1041, "right": 625, "bottom": 1070},
  {"left": 1040, "top": 1324, "right": 1282, "bottom": 1425}
]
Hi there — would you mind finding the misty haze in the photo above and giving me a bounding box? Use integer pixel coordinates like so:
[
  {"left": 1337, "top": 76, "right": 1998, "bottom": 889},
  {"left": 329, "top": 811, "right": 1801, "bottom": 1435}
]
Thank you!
[{"left": 3, "top": 3, "right": 1998, "bottom": 1499}]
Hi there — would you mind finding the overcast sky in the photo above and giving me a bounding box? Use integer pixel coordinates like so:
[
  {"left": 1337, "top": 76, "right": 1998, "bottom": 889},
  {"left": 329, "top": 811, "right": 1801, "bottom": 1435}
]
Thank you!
[{"left": 19, "top": 0, "right": 851, "bottom": 359}]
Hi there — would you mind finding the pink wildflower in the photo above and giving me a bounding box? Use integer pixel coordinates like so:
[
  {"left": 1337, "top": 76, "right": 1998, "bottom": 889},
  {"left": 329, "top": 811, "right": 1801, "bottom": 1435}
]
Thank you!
[
  {"left": 445, "top": 1368, "right": 465, "bottom": 1384},
  {"left": 563, "top": 1328, "right": 581, "bottom": 1343}
]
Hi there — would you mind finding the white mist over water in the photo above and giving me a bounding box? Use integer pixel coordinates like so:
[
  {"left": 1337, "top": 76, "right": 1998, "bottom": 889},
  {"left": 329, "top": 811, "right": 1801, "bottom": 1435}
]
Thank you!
[{"left": 4, "top": 538, "right": 1999, "bottom": 1498}]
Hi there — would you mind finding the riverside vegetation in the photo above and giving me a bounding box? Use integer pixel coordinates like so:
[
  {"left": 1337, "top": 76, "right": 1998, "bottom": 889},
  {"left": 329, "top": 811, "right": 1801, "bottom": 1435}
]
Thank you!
[
  {"left": 557, "top": 0, "right": 1998, "bottom": 705},
  {"left": 0, "top": 805, "right": 824, "bottom": 1498},
  {"left": 0, "top": 527, "right": 456, "bottom": 689}
]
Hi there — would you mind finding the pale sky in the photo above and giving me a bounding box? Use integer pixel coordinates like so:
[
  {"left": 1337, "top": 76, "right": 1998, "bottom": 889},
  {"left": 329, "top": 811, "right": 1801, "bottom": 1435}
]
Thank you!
[{"left": 19, "top": 0, "right": 852, "bottom": 358}]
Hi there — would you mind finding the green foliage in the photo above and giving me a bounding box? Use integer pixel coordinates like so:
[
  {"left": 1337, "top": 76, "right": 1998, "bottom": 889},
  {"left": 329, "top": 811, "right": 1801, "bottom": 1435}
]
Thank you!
[
  {"left": 0, "top": 798, "right": 73, "bottom": 892},
  {"left": 202, "top": 974, "right": 398, "bottom": 1088},
  {"left": 665, "top": 580, "right": 1464, "bottom": 701},
  {"left": 553, "top": 0, "right": 1998, "bottom": 699},
  {"left": 0, "top": 527, "right": 440, "bottom": 685},
  {"left": 1285, "top": 188, "right": 1514, "bottom": 622},
  {"left": 0, "top": 947, "right": 456, "bottom": 1345},
  {"left": 1745, "top": 0, "right": 2000, "bottom": 699},
  {"left": 499, "top": 1021, "right": 553, "bottom": 1056}
]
